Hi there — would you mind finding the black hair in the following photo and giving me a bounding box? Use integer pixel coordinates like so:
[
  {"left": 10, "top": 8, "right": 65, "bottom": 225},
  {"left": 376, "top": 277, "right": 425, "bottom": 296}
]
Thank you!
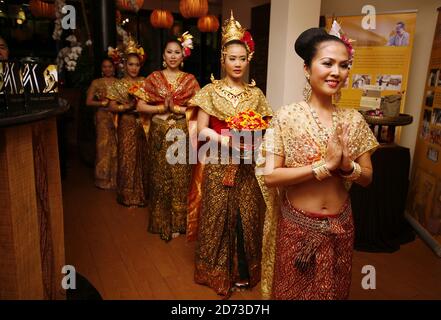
[
  {"left": 163, "top": 39, "right": 183, "bottom": 53},
  {"left": 294, "top": 27, "right": 347, "bottom": 67},
  {"left": 223, "top": 39, "right": 248, "bottom": 52},
  {"left": 101, "top": 57, "right": 113, "bottom": 65},
  {"left": 397, "top": 21, "right": 405, "bottom": 28}
]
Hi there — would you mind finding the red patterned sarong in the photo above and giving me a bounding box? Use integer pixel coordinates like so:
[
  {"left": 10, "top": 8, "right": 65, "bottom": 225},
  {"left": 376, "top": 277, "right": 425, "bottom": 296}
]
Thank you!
[{"left": 272, "top": 197, "right": 354, "bottom": 300}]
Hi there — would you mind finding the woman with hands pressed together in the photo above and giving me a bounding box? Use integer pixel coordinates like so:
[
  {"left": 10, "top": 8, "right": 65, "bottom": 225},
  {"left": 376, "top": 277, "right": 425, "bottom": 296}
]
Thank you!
[
  {"left": 86, "top": 58, "right": 117, "bottom": 190},
  {"left": 258, "top": 27, "right": 378, "bottom": 300},
  {"left": 107, "top": 39, "right": 146, "bottom": 207},
  {"left": 133, "top": 35, "right": 200, "bottom": 242}
]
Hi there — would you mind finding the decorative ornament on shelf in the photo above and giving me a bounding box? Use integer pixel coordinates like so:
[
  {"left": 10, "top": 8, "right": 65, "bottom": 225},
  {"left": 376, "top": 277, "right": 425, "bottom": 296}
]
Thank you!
[
  {"left": 29, "top": 0, "right": 55, "bottom": 19},
  {"left": 198, "top": 14, "right": 220, "bottom": 33},
  {"left": 178, "top": 31, "right": 194, "bottom": 58},
  {"left": 117, "top": 0, "right": 144, "bottom": 13},
  {"left": 150, "top": 9, "right": 174, "bottom": 29},
  {"left": 179, "top": 0, "right": 208, "bottom": 19}
]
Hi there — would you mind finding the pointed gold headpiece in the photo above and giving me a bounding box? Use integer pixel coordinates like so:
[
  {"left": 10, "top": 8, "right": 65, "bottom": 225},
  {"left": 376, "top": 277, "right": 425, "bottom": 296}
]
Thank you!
[{"left": 221, "top": 11, "right": 246, "bottom": 47}]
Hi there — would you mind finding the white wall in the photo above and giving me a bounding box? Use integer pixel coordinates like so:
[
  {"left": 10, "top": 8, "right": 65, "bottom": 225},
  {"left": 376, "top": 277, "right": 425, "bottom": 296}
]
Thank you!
[
  {"left": 321, "top": 0, "right": 440, "bottom": 165},
  {"left": 266, "top": 0, "right": 322, "bottom": 109}
]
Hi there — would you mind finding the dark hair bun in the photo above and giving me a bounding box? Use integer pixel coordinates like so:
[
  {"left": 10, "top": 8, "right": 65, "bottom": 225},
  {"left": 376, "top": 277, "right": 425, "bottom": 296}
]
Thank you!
[{"left": 294, "top": 27, "right": 328, "bottom": 61}]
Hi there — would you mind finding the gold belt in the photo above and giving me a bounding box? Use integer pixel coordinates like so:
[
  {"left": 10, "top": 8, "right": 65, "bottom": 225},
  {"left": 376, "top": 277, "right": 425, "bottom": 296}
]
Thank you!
[{"left": 280, "top": 197, "right": 351, "bottom": 234}]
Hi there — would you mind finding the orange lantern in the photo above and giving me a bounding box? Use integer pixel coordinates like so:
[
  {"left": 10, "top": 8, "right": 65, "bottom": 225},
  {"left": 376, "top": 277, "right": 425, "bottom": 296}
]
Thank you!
[
  {"left": 179, "top": 0, "right": 208, "bottom": 19},
  {"left": 117, "top": 0, "right": 144, "bottom": 12},
  {"left": 150, "top": 9, "right": 174, "bottom": 29},
  {"left": 29, "top": 0, "right": 55, "bottom": 19},
  {"left": 197, "top": 15, "right": 219, "bottom": 32}
]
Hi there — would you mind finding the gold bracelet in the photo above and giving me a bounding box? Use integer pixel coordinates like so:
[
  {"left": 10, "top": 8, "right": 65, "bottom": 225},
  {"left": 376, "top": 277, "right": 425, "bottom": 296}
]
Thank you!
[
  {"left": 174, "top": 105, "right": 181, "bottom": 114},
  {"left": 340, "top": 161, "right": 362, "bottom": 181},
  {"left": 101, "top": 101, "right": 108, "bottom": 107},
  {"left": 118, "top": 104, "right": 124, "bottom": 111},
  {"left": 312, "top": 159, "right": 332, "bottom": 181},
  {"left": 157, "top": 106, "right": 162, "bottom": 113}
]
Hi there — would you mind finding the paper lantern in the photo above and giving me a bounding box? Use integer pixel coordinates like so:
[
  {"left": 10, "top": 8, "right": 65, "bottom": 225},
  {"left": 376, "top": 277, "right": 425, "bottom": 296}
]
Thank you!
[
  {"left": 29, "top": 0, "right": 55, "bottom": 19},
  {"left": 117, "top": 0, "right": 144, "bottom": 12},
  {"left": 150, "top": 9, "right": 174, "bottom": 29},
  {"left": 179, "top": 0, "right": 208, "bottom": 19},
  {"left": 197, "top": 15, "right": 219, "bottom": 32}
]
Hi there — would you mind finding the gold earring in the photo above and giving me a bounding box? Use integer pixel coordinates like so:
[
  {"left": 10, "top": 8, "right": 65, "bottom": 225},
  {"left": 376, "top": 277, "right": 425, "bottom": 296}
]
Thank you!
[
  {"left": 162, "top": 61, "right": 167, "bottom": 68},
  {"left": 180, "top": 61, "right": 184, "bottom": 68},
  {"left": 303, "top": 74, "right": 312, "bottom": 102}
]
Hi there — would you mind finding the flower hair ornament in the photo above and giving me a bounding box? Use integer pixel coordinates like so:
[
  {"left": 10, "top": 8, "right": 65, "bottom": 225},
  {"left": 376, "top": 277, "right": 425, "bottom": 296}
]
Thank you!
[
  {"left": 221, "top": 11, "right": 255, "bottom": 63},
  {"left": 178, "top": 31, "right": 194, "bottom": 58},
  {"left": 328, "top": 20, "right": 355, "bottom": 67}
]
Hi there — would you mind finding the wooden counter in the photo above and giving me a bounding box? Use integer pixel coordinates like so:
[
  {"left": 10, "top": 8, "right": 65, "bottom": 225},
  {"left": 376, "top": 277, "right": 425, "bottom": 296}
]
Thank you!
[{"left": 0, "top": 103, "right": 69, "bottom": 299}]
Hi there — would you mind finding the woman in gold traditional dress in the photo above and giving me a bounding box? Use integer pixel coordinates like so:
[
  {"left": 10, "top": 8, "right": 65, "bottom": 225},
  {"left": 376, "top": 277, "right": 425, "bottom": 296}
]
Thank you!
[
  {"left": 258, "top": 26, "right": 379, "bottom": 300},
  {"left": 86, "top": 58, "right": 117, "bottom": 190},
  {"left": 189, "top": 13, "right": 273, "bottom": 298},
  {"left": 107, "top": 39, "right": 146, "bottom": 207},
  {"left": 133, "top": 35, "right": 200, "bottom": 241}
]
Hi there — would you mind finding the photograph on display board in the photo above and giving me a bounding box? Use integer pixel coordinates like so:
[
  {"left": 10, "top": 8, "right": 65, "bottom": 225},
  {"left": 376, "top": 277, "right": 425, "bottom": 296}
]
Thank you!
[
  {"left": 428, "top": 69, "right": 439, "bottom": 87},
  {"left": 352, "top": 74, "right": 371, "bottom": 89},
  {"left": 430, "top": 128, "right": 441, "bottom": 146},
  {"left": 429, "top": 179, "right": 441, "bottom": 236},
  {"left": 426, "top": 90, "right": 435, "bottom": 107},
  {"left": 386, "top": 21, "right": 411, "bottom": 47},
  {"left": 375, "top": 74, "right": 403, "bottom": 91},
  {"left": 421, "top": 109, "right": 432, "bottom": 141},
  {"left": 427, "top": 147, "right": 439, "bottom": 163},
  {"left": 432, "top": 108, "right": 441, "bottom": 126},
  {"left": 325, "top": 13, "right": 416, "bottom": 110},
  {"left": 407, "top": 168, "right": 436, "bottom": 229}
]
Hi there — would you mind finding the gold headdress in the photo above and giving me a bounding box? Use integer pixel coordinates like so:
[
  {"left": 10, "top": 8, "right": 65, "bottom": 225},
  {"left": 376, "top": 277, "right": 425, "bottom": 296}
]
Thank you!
[
  {"left": 221, "top": 10, "right": 255, "bottom": 62},
  {"left": 107, "top": 36, "right": 146, "bottom": 66},
  {"left": 124, "top": 36, "right": 146, "bottom": 63}
]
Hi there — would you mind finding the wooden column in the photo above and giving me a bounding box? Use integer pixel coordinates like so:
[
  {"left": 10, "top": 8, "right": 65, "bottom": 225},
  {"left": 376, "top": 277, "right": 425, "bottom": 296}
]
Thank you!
[{"left": 0, "top": 116, "right": 65, "bottom": 299}]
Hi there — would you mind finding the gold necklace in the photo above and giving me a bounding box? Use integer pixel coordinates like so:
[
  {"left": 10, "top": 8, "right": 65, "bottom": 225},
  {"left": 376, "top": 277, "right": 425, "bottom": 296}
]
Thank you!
[
  {"left": 308, "top": 103, "right": 338, "bottom": 152},
  {"left": 163, "top": 71, "right": 183, "bottom": 90}
]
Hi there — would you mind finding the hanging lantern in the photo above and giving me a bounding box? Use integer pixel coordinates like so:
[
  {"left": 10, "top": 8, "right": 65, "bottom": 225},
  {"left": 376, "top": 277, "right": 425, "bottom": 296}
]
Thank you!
[
  {"left": 150, "top": 9, "right": 174, "bottom": 29},
  {"left": 29, "top": 0, "right": 55, "bottom": 19},
  {"left": 117, "top": 0, "right": 144, "bottom": 13},
  {"left": 197, "top": 15, "right": 219, "bottom": 33},
  {"left": 179, "top": 0, "right": 208, "bottom": 19}
]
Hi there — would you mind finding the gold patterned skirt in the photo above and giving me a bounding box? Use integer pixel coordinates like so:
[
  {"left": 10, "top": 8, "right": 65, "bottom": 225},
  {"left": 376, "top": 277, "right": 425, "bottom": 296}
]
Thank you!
[
  {"left": 116, "top": 112, "right": 148, "bottom": 207},
  {"left": 146, "top": 115, "right": 192, "bottom": 241},
  {"left": 272, "top": 197, "right": 354, "bottom": 300},
  {"left": 194, "top": 159, "right": 266, "bottom": 297},
  {"left": 94, "top": 110, "right": 118, "bottom": 190}
]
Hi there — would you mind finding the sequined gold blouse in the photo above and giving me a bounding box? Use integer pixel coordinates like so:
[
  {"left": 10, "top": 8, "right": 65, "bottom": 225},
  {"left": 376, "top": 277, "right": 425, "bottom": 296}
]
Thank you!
[
  {"left": 106, "top": 77, "right": 144, "bottom": 105},
  {"left": 189, "top": 78, "right": 273, "bottom": 119},
  {"left": 89, "top": 77, "right": 116, "bottom": 101},
  {"left": 264, "top": 101, "right": 379, "bottom": 166}
]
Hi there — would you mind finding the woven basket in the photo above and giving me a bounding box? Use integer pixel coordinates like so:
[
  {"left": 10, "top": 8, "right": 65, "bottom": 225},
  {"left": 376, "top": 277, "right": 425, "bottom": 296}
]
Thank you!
[{"left": 361, "top": 112, "right": 413, "bottom": 126}]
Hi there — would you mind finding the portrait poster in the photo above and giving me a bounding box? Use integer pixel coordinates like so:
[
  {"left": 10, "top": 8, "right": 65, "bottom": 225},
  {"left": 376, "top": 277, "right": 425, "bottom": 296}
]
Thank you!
[{"left": 326, "top": 12, "right": 416, "bottom": 112}]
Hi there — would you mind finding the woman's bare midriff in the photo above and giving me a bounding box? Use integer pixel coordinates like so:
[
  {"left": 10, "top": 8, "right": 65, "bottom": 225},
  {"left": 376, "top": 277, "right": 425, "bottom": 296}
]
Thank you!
[{"left": 286, "top": 176, "right": 348, "bottom": 216}]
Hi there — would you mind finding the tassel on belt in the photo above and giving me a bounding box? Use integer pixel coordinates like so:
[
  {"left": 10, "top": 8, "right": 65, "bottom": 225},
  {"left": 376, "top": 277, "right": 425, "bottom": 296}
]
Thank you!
[{"left": 280, "top": 198, "right": 352, "bottom": 273}]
